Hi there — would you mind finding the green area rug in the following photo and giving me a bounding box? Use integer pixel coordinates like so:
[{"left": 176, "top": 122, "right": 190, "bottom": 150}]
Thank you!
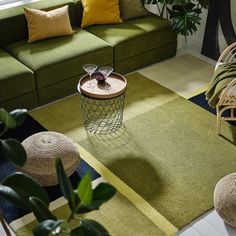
[
  {"left": 30, "top": 66, "right": 236, "bottom": 234},
  {"left": 13, "top": 191, "right": 166, "bottom": 236}
]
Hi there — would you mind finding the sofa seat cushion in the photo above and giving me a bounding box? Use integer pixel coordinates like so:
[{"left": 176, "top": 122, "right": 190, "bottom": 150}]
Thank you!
[
  {"left": 4, "top": 29, "right": 113, "bottom": 89},
  {"left": 0, "top": 49, "right": 34, "bottom": 102},
  {"left": 85, "top": 15, "right": 177, "bottom": 62}
]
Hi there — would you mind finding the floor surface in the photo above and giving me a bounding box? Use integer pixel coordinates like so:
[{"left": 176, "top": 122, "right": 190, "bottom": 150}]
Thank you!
[{"left": 1, "top": 46, "right": 236, "bottom": 236}]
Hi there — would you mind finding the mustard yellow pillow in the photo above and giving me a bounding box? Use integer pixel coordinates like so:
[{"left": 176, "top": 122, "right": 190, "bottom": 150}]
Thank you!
[
  {"left": 24, "top": 5, "right": 74, "bottom": 43},
  {"left": 81, "top": 0, "right": 122, "bottom": 28}
]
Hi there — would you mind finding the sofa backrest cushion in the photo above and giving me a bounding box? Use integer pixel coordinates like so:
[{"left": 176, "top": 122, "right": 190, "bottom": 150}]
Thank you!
[
  {"left": 119, "top": 0, "right": 149, "bottom": 20},
  {"left": 24, "top": 5, "right": 75, "bottom": 43},
  {"left": 0, "top": 0, "right": 76, "bottom": 46},
  {"left": 80, "top": 0, "right": 122, "bottom": 28},
  {"left": 74, "top": 0, "right": 83, "bottom": 27}
]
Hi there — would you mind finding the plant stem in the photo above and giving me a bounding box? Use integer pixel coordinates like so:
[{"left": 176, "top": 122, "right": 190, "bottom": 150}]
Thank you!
[
  {"left": 0, "top": 126, "right": 7, "bottom": 137},
  {"left": 156, "top": 3, "right": 162, "bottom": 16},
  {"left": 0, "top": 209, "right": 11, "bottom": 236},
  {"left": 67, "top": 211, "right": 74, "bottom": 223},
  {"left": 67, "top": 202, "right": 82, "bottom": 223}
]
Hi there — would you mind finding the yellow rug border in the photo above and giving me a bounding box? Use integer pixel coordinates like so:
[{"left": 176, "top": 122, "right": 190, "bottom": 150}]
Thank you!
[
  {"left": 10, "top": 144, "right": 178, "bottom": 236},
  {"left": 77, "top": 144, "right": 178, "bottom": 236}
]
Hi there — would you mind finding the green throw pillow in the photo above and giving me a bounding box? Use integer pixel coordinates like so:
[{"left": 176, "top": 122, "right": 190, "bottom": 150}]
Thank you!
[{"left": 119, "top": 0, "right": 150, "bottom": 20}]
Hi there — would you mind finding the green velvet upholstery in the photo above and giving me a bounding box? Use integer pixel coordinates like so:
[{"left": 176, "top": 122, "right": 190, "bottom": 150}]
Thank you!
[
  {"left": 0, "top": 92, "right": 37, "bottom": 111},
  {"left": 0, "top": 0, "right": 77, "bottom": 46},
  {"left": 0, "top": 49, "right": 35, "bottom": 106},
  {"left": 0, "top": 0, "right": 177, "bottom": 110},
  {"left": 115, "top": 42, "right": 177, "bottom": 74},
  {"left": 4, "top": 29, "right": 113, "bottom": 89},
  {"left": 85, "top": 15, "right": 176, "bottom": 62}
]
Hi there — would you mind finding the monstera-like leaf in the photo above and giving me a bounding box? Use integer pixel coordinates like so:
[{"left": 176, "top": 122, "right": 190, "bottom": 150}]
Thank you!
[{"left": 168, "top": 2, "right": 201, "bottom": 36}]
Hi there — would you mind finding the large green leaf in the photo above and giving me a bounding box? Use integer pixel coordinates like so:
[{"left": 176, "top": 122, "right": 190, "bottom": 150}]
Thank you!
[
  {"left": 10, "top": 109, "right": 27, "bottom": 127},
  {"left": 55, "top": 157, "right": 75, "bottom": 211},
  {"left": 0, "top": 139, "right": 27, "bottom": 166},
  {"left": 71, "top": 219, "right": 109, "bottom": 236},
  {"left": 1, "top": 172, "right": 49, "bottom": 208},
  {"left": 92, "top": 183, "right": 116, "bottom": 205},
  {"left": 76, "top": 203, "right": 99, "bottom": 214},
  {"left": 33, "top": 219, "right": 64, "bottom": 236},
  {"left": 0, "top": 185, "right": 30, "bottom": 210},
  {"left": 77, "top": 183, "right": 116, "bottom": 214},
  {"left": 29, "top": 197, "right": 56, "bottom": 222},
  {"left": 168, "top": 3, "right": 201, "bottom": 36},
  {"left": 77, "top": 173, "right": 92, "bottom": 205},
  {"left": 0, "top": 108, "right": 16, "bottom": 130}
]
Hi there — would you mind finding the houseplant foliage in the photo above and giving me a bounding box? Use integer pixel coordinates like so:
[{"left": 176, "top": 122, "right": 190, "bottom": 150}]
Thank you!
[
  {"left": 0, "top": 158, "right": 116, "bottom": 235},
  {"left": 0, "top": 108, "right": 27, "bottom": 166},
  {"left": 0, "top": 108, "right": 116, "bottom": 235},
  {"left": 145, "top": 0, "right": 210, "bottom": 38}
]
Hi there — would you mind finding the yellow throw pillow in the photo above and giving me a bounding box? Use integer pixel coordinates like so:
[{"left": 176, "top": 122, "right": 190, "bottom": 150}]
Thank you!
[
  {"left": 24, "top": 5, "right": 75, "bottom": 43},
  {"left": 81, "top": 0, "right": 122, "bottom": 28}
]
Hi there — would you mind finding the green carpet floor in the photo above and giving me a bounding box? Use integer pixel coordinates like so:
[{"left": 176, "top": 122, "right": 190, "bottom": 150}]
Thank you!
[
  {"left": 15, "top": 192, "right": 166, "bottom": 236},
  {"left": 30, "top": 71, "right": 236, "bottom": 232}
]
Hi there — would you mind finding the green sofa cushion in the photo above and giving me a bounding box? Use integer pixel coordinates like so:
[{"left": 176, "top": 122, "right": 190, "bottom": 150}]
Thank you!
[
  {"left": 4, "top": 29, "right": 113, "bottom": 89},
  {"left": 85, "top": 15, "right": 177, "bottom": 61},
  {"left": 0, "top": 0, "right": 76, "bottom": 46},
  {"left": 0, "top": 49, "right": 34, "bottom": 102}
]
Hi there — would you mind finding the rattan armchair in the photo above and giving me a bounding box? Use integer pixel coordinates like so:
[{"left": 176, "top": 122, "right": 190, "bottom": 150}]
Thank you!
[{"left": 216, "top": 42, "right": 236, "bottom": 134}]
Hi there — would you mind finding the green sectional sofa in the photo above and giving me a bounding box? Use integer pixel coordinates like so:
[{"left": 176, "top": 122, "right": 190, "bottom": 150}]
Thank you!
[{"left": 0, "top": 0, "right": 177, "bottom": 110}]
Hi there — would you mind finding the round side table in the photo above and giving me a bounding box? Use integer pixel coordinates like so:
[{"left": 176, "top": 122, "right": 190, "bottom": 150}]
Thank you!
[{"left": 77, "top": 72, "right": 127, "bottom": 134}]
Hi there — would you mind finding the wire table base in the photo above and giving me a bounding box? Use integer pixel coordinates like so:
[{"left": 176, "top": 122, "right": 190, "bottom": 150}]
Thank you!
[{"left": 79, "top": 93, "right": 126, "bottom": 134}]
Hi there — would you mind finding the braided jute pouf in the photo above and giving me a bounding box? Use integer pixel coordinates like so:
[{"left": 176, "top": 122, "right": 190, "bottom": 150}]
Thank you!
[
  {"left": 214, "top": 173, "right": 236, "bottom": 228},
  {"left": 19, "top": 131, "right": 80, "bottom": 186}
]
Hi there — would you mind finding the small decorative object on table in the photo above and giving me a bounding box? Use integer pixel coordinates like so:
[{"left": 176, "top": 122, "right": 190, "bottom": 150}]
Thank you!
[
  {"left": 78, "top": 71, "right": 127, "bottom": 134},
  {"left": 83, "top": 63, "right": 97, "bottom": 88},
  {"left": 93, "top": 71, "right": 105, "bottom": 82},
  {"left": 214, "top": 173, "right": 236, "bottom": 228}
]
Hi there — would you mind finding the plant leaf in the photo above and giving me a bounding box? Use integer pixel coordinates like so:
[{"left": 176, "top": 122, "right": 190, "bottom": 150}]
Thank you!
[
  {"left": 0, "top": 184, "right": 30, "bottom": 210},
  {"left": 10, "top": 109, "right": 27, "bottom": 127},
  {"left": 29, "top": 197, "right": 56, "bottom": 222},
  {"left": 33, "top": 219, "right": 64, "bottom": 236},
  {"left": 1, "top": 172, "right": 49, "bottom": 209},
  {"left": 0, "top": 108, "right": 16, "bottom": 129},
  {"left": 169, "top": 3, "right": 201, "bottom": 36},
  {"left": 76, "top": 183, "right": 116, "bottom": 214},
  {"left": 77, "top": 173, "right": 92, "bottom": 205},
  {"left": 55, "top": 157, "right": 75, "bottom": 211},
  {"left": 198, "top": 0, "right": 209, "bottom": 8},
  {"left": 70, "top": 226, "right": 86, "bottom": 236},
  {"left": 92, "top": 183, "right": 116, "bottom": 205},
  {"left": 0, "top": 139, "right": 27, "bottom": 166},
  {"left": 76, "top": 203, "right": 99, "bottom": 214},
  {"left": 71, "top": 219, "right": 109, "bottom": 236}
]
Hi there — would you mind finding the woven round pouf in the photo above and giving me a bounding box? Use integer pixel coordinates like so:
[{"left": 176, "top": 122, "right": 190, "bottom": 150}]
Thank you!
[
  {"left": 214, "top": 173, "right": 236, "bottom": 228},
  {"left": 19, "top": 131, "right": 80, "bottom": 186}
]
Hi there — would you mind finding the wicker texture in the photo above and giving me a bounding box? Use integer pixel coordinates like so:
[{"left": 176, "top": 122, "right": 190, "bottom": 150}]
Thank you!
[
  {"left": 19, "top": 131, "right": 80, "bottom": 186},
  {"left": 214, "top": 173, "right": 236, "bottom": 228},
  {"left": 216, "top": 42, "right": 236, "bottom": 134}
]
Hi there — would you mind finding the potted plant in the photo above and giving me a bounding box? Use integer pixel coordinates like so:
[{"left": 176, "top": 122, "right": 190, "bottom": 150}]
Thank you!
[
  {"left": 145, "top": 0, "right": 210, "bottom": 40},
  {"left": 0, "top": 108, "right": 116, "bottom": 236}
]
